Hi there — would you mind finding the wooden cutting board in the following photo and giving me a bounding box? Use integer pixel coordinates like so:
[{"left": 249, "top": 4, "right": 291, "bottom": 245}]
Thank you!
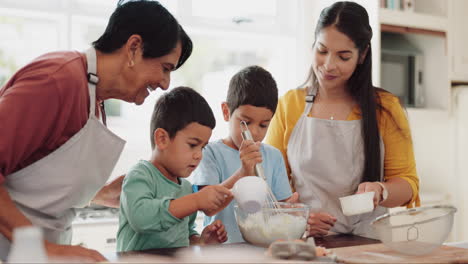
[{"left": 333, "top": 243, "right": 468, "bottom": 264}]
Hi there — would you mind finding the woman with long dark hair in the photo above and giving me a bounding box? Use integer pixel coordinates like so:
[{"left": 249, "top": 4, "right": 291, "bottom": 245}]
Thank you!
[{"left": 266, "top": 1, "right": 419, "bottom": 238}]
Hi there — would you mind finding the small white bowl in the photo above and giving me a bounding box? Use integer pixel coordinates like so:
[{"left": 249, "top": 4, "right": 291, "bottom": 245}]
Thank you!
[
  {"left": 339, "top": 191, "right": 375, "bottom": 216},
  {"left": 232, "top": 176, "right": 267, "bottom": 213}
]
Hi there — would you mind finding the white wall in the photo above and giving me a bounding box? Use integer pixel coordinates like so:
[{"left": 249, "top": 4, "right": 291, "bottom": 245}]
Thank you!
[
  {"left": 453, "top": 86, "right": 468, "bottom": 241},
  {"left": 406, "top": 109, "right": 454, "bottom": 202}
]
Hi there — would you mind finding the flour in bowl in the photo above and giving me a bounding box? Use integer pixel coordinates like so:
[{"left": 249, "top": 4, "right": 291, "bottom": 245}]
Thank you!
[{"left": 238, "top": 212, "right": 307, "bottom": 247}]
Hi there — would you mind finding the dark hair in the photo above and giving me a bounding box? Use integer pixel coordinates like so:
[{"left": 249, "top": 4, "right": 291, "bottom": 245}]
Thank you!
[
  {"left": 226, "top": 65, "right": 278, "bottom": 115},
  {"left": 150, "top": 87, "right": 216, "bottom": 149},
  {"left": 93, "top": 0, "right": 192, "bottom": 69},
  {"left": 304, "top": 1, "right": 383, "bottom": 183}
]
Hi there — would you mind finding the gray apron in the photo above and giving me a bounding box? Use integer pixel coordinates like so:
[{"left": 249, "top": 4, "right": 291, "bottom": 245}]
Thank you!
[
  {"left": 286, "top": 87, "right": 387, "bottom": 238},
  {"left": 0, "top": 48, "right": 125, "bottom": 259}
]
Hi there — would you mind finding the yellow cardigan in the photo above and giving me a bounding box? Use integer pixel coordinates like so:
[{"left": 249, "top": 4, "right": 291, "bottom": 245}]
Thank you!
[{"left": 265, "top": 88, "right": 420, "bottom": 208}]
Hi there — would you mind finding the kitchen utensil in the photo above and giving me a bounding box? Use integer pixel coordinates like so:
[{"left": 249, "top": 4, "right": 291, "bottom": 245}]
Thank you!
[
  {"left": 240, "top": 121, "right": 266, "bottom": 181},
  {"left": 371, "top": 205, "right": 457, "bottom": 255},
  {"left": 339, "top": 192, "right": 375, "bottom": 216},
  {"left": 232, "top": 176, "right": 268, "bottom": 213},
  {"left": 234, "top": 202, "right": 309, "bottom": 247},
  {"left": 239, "top": 121, "right": 280, "bottom": 211}
]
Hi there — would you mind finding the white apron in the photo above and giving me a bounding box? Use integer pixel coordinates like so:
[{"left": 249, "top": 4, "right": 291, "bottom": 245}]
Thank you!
[
  {"left": 0, "top": 48, "right": 125, "bottom": 259},
  {"left": 287, "top": 87, "right": 387, "bottom": 239}
]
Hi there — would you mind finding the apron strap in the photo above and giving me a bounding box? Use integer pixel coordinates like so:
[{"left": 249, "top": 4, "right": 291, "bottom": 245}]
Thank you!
[
  {"left": 84, "top": 48, "right": 99, "bottom": 120},
  {"left": 304, "top": 86, "right": 317, "bottom": 116}
]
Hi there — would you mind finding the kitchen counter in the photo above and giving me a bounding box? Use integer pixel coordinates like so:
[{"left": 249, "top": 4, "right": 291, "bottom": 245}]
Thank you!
[
  {"left": 104, "top": 234, "right": 380, "bottom": 263},
  {"left": 314, "top": 234, "right": 380, "bottom": 248},
  {"left": 445, "top": 241, "right": 468, "bottom": 249}
]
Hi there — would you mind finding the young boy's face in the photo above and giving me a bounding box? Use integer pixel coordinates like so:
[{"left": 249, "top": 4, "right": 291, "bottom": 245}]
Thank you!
[
  {"left": 162, "top": 122, "right": 212, "bottom": 178},
  {"left": 223, "top": 104, "right": 274, "bottom": 150}
]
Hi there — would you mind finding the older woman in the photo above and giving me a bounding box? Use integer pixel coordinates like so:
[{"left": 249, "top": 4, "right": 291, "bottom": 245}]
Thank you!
[{"left": 0, "top": 1, "right": 192, "bottom": 261}]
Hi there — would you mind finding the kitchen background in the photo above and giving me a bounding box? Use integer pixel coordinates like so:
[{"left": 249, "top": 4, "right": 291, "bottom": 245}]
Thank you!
[{"left": 1, "top": 0, "right": 467, "bottom": 253}]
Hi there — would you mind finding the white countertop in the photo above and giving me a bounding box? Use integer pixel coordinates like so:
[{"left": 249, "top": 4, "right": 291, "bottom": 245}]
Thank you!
[{"left": 444, "top": 241, "right": 468, "bottom": 249}]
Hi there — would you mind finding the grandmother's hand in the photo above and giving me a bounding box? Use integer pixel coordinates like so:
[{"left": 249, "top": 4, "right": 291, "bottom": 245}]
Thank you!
[
  {"left": 91, "top": 175, "right": 125, "bottom": 208},
  {"left": 45, "top": 241, "right": 106, "bottom": 262}
]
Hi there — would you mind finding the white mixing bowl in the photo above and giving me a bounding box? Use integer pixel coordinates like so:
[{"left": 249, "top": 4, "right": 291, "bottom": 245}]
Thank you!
[
  {"left": 234, "top": 202, "right": 310, "bottom": 247},
  {"left": 371, "top": 205, "right": 457, "bottom": 255}
]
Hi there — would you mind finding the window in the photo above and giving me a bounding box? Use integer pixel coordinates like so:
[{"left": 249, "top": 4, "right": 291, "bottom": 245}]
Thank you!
[
  {"left": 0, "top": 0, "right": 299, "bottom": 241},
  {"left": 0, "top": 8, "right": 64, "bottom": 84},
  {"left": 177, "top": 0, "right": 297, "bottom": 35},
  {"left": 175, "top": 31, "right": 296, "bottom": 141},
  {"left": 0, "top": 0, "right": 297, "bottom": 178},
  {"left": 191, "top": 0, "right": 277, "bottom": 26}
]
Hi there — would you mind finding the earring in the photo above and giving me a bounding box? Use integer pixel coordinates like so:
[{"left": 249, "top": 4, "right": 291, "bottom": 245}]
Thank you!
[{"left": 128, "top": 60, "right": 135, "bottom": 67}]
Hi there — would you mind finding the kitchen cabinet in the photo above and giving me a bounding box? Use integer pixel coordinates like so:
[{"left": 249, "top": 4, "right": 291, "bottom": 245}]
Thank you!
[
  {"left": 379, "top": 8, "right": 448, "bottom": 32},
  {"left": 449, "top": 0, "right": 468, "bottom": 83},
  {"left": 453, "top": 86, "right": 468, "bottom": 242},
  {"left": 72, "top": 218, "right": 119, "bottom": 253},
  {"left": 379, "top": 0, "right": 450, "bottom": 109}
]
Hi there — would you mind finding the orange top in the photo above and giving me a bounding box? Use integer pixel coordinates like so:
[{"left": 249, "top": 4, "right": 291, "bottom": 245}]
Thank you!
[{"left": 0, "top": 51, "right": 95, "bottom": 184}]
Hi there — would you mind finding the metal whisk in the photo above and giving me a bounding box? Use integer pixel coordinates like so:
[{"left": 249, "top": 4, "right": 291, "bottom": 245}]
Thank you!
[{"left": 240, "top": 121, "right": 280, "bottom": 211}]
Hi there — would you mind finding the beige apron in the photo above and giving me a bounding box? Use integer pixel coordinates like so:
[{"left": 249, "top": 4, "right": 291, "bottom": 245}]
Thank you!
[
  {"left": 287, "top": 87, "right": 387, "bottom": 239},
  {"left": 0, "top": 48, "right": 125, "bottom": 259}
]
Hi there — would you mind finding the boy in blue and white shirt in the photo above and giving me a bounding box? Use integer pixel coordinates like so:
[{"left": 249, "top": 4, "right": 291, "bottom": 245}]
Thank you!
[{"left": 191, "top": 66, "right": 297, "bottom": 243}]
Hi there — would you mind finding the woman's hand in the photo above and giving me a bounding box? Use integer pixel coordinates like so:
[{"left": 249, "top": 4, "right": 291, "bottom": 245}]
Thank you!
[
  {"left": 306, "top": 212, "right": 336, "bottom": 237},
  {"left": 199, "top": 220, "right": 228, "bottom": 245},
  {"left": 45, "top": 242, "right": 106, "bottom": 262},
  {"left": 356, "top": 182, "right": 384, "bottom": 207}
]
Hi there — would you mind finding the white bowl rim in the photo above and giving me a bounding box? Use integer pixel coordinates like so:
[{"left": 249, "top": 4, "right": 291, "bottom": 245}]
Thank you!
[
  {"left": 234, "top": 202, "right": 310, "bottom": 213},
  {"left": 371, "top": 205, "right": 457, "bottom": 229},
  {"left": 339, "top": 191, "right": 375, "bottom": 201}
]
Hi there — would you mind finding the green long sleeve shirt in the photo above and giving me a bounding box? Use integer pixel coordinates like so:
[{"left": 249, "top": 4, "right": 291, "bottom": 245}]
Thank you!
[{"left": 116, "top": 160, "right": 198, "bottom": 252}]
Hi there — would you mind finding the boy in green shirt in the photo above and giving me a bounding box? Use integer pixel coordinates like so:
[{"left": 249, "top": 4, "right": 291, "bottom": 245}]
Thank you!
[{"left": 117, "top": 87, "right": 233, "bottom": 252}]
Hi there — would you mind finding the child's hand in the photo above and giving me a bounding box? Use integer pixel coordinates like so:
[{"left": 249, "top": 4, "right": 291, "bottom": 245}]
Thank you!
[
  {"left": 239, "top": 139, "right": 262, "bottom": 176},
  {"left": 199, "top": 220, "right": 228, "bottom": 245},
  {"left": 306, "top": 212, "right": 337, "bottom": 237},
  {"left": 195, "top": 185, "right": 233, "bottom": 216}
]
